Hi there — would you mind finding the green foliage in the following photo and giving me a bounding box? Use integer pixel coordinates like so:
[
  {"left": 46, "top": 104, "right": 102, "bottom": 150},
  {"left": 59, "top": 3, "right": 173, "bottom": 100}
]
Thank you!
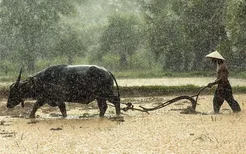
[
  {"left": 226, "top": 0, "right": 246, "bottom": 69},
  {"left": 226, "top": 1, "right": 246, "bottom": 49},
  {"left": 232, "top": 71, "right": 246, "bottom": 79},
  {"left": 120, "top": 85, "right": 246, "bottom": 97},
  {"left": 98, "top": 13, "right": 140, "bottom": 69},
  {"left": 0, "top": 0, "right": 76, "bottom": 72},
  {"left": 101, "top": 54, "right": 121, "bottom": 70},
  {"left": 143, "top": 0, "right": 228, "bottom": 71},
  {"left": 55, "top": 27, "right": 86, "bottom": 64},
  {"left": 113, "top": 85, "right": 216, "bottom": 97},
  {"left": 1, "top": 0, "right": 246, "bottom": 75}
]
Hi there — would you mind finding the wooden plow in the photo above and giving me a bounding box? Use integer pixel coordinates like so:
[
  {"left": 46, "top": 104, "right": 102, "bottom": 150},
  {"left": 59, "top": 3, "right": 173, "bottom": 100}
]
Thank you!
[{"left": 119, "top": 86, "right": 209, "bottom": 114}]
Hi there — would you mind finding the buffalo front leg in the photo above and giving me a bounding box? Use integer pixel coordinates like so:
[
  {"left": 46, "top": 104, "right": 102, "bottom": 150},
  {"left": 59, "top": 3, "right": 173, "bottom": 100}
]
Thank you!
[
  {"left": 58, "top": 102, "right": 67, "bottom": 117},
  {"left": 30, "top": 99, "right": 45, "bottom": 118},
  {"left": 97, "top": 99, "right": 108, "bottom": 117}
]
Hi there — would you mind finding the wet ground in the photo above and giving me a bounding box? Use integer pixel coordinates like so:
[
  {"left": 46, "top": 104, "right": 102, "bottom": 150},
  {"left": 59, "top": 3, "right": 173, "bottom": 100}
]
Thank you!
[{"left": 0, "top": 94, "right": 246, "bottom": 154}]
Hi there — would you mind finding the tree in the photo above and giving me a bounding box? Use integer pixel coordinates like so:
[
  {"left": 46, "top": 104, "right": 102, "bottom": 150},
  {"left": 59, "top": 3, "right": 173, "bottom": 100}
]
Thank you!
[
  {"left": 55, "top": 27, "right": 86, "bottom": 65},
  {"left": 178, "top": 0, "right": 227, "bottom": 70},
  {"left": 0, "top": 0, "right": 76, "bottom": 72},
  {"left": 99, "top": 14, "right": 140, "bottom": 69},
  {"left": 142, "top": 0, "right": 229, "bottom": 71},
  {"left": 226, "top": 0, "right": 246, "bottom": 69},
  {"left": 142, "top": 0, "right": 192, "bottom": 71}
]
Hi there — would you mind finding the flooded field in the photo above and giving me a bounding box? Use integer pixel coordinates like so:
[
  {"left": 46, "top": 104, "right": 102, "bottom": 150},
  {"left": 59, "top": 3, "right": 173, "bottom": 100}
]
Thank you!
[
  {"left": 117, "top": 77, "right": 246, "bottom": 87},
  {"left": 0, "top": 94, "right": 246, "bottom": 154}
]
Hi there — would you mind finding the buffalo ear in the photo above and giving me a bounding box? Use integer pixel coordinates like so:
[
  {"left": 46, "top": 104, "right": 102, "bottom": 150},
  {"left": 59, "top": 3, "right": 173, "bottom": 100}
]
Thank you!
[
  {"left": 26, "top": 76, "right": 35, "bottom": 88},
  {"left": 27, "top": 75, "right": 33, "bottom": 81}
]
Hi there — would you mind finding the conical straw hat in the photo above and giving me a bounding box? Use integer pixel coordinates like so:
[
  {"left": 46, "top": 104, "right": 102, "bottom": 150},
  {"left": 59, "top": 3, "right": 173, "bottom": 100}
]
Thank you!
[{"left": 205, "top": 51, "right": 225, "bottom": 60}]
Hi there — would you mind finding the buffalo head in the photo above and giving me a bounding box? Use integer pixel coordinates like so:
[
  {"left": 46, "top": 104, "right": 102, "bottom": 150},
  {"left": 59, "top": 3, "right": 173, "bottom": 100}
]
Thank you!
[{"left": 7, "top": 68, "right": 25, "bottom": 108}]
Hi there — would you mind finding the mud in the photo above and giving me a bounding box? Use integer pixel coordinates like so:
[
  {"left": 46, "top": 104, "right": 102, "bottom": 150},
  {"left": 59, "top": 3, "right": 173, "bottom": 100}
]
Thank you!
[{"left": 0, "top": 95, "right": 246, "bottom": 154}]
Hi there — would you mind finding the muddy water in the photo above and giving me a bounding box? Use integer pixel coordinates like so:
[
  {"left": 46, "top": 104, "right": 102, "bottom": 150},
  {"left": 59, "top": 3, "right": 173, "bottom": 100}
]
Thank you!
[
  {"left": 118, "top": 77, "right": 246, "bottom": 87},
  {"left": 0, "top": 95, "right": 246, "bottom": 154}
]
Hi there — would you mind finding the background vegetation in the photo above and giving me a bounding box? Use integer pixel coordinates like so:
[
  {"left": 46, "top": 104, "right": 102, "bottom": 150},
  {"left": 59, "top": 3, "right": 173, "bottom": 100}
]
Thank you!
[{"left": 0, "top": 0, "right": 246, "bottom": 78}]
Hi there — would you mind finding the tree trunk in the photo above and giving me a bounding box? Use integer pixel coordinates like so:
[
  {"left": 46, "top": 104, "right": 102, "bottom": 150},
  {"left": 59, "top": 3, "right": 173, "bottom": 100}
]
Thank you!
[
  {"left": 119, "top": 53, "right": 128, "bottom": 69},
  {"left": 24, "top": 54, "right": 35, "bottom": 73}
]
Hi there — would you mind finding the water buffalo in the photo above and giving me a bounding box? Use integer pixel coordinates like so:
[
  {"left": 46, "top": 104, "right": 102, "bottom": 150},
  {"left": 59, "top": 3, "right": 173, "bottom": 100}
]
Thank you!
[{"left": 7, "top": 65, "right": 121, "bottom": 118}]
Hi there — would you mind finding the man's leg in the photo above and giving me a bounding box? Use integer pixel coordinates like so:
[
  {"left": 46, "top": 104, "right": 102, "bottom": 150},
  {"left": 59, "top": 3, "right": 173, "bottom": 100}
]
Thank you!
[
  {"left": 224, "top": 87, "right": 241, "bottom": 112},
  {"left": 224, "top": 84, "right": 241, "bottom": 112},
  {"left": 213, "top": 89, "right": 224, "bottom": 113},
  {"left": 226, "top": 97, "right": 241, "bottom": 112}
]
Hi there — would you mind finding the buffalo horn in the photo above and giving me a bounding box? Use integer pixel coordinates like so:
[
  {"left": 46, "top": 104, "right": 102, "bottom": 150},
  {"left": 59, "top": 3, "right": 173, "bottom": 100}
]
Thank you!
[{"left": 16, "top": 67, "right": 23, "bottom": 84}]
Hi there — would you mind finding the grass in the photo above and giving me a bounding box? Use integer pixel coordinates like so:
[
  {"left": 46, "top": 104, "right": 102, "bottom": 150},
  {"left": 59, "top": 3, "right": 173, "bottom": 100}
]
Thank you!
[
  {"left": 0, "top": 75, "right": 17, "bottom": 82},
  {"left": 119, "top": 85, "right": 214, "bottom": 97},
  {"left": 233, "top": 71, "right": 246, "bottom": 79},
  {"left": 1, "top": 69, "right": 246, "bottom": 82}
]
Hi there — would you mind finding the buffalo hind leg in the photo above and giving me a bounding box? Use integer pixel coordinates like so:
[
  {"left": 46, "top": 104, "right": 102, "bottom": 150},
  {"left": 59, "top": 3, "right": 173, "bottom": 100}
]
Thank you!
[
  {"left": 58, "top": 102, "right": 67, "bottom": 117},
  {"left": 97, "top": 99, "right": 108, "bottom": 117},
  {"left": 108, "top": 96, "right": 121, "bottom": 115},
  {"left": 30, "top": 99, "right": 45, "bottom": 118}
]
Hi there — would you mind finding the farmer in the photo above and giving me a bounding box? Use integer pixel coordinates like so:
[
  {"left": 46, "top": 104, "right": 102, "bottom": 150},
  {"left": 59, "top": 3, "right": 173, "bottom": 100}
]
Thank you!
[{"left": 205, "top": 51, "right": 241, "bottom": 113}]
